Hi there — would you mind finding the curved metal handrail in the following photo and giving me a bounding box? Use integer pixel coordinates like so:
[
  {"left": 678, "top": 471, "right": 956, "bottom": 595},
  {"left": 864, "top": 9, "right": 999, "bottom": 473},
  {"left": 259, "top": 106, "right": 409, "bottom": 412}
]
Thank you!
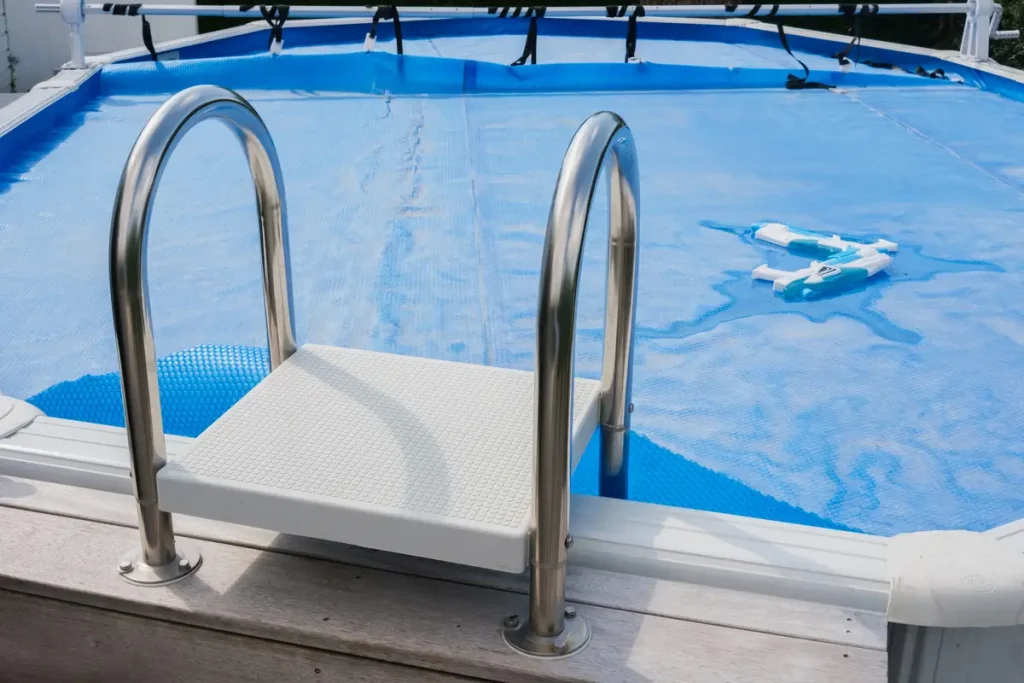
[
  {"left": 505, "top": 112, "right": 640, "bottom": 656},
  {"left": 110, "top": 85, "right": 296, "bottom": 584}
]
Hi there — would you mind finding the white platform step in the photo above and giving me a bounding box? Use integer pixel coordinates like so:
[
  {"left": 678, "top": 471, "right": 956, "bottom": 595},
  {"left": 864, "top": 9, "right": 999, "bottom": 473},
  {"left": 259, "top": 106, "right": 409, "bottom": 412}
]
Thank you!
[{"left": 158, "top": 344, "right": 600, "bottom": 573}]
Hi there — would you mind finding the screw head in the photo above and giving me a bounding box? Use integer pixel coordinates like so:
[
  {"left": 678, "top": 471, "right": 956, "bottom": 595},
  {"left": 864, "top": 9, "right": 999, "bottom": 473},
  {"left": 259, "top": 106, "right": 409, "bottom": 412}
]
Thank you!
[
  {"left": 503, "top": 614, "right": 520, "bottom": 629},
  {"left": 118, "top": 559, "right": 134, "bottom": 574},
  {"left": 564, "top": 534, "right": 574, "bottom": 549},
  {"left": 178, "top": 557, "right": 191, "bottom": 572},
  {"left": 564, "top": 606, "right": 577, "bottom": 619},
  {"left": 553, "top": 636, "right": 569, "bottom": 654},
  {"left": 628, "top": 403, "right": 635, "bottom": 413}
]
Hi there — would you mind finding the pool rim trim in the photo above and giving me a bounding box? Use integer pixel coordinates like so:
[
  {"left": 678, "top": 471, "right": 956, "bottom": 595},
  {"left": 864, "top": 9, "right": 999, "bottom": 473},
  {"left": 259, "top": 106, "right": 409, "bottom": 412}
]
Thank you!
[
  {"left": 4, "top": 14, "right": 1024, "bottom": 148},
  {"left": 4, "top": 411, "right": 1023, "bottom": 618},
  {"left": 0, "top": 411, "right": 890, "bottom": 612}
]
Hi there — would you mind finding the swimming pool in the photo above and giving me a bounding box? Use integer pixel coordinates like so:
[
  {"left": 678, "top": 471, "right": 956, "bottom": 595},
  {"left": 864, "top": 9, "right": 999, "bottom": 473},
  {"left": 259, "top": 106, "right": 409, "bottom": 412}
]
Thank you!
[{"left": 2, "top": 15, "right": 1023, "bottom": 541}]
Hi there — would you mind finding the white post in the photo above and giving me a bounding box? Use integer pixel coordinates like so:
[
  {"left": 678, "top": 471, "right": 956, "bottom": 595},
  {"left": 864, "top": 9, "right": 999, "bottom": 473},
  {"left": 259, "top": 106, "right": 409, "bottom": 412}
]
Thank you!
[
  {"left": 989, "top": 4, "right": 1021, "bottom": 41},
  {"left": 961, "top": 0, "right": 994, "bottom": 61},
  {"left": 59, "top": 0, "right": 86, "bottom": 68}
]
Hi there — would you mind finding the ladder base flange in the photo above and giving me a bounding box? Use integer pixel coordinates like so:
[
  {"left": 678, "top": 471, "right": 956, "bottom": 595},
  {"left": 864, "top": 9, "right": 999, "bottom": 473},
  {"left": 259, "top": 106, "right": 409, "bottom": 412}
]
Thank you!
[
  {"left": 502, "top": 609, "right": 592, "bottom": 658},
  {"left": 117, "top": 542, "right": 202, "bottom": 586}
]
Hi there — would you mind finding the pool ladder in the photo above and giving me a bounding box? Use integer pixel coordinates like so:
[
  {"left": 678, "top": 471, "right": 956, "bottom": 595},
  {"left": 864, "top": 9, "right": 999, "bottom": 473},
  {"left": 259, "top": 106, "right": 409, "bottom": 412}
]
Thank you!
[{"left": 108, "top": 85, "right": 640, "bottom": 657}]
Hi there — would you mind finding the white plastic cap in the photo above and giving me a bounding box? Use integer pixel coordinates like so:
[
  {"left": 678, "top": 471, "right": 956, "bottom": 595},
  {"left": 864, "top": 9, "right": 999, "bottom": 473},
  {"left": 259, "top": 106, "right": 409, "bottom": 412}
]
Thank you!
[
  {"left": 59, "top": 0, "right": 85, "bottom": 26},
  {"left": 0, "top": 395, "right": 42, "bottom": 439},
  {"left": 888, "top": 530, "right": 1024, "bottom": 628}
]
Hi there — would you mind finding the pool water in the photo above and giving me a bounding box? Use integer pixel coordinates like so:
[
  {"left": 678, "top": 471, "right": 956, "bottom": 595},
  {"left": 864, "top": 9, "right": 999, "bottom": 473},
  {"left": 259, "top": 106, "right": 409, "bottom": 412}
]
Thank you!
[{"left": 2, "top": 21, "right": 1023, "bottom": 536}]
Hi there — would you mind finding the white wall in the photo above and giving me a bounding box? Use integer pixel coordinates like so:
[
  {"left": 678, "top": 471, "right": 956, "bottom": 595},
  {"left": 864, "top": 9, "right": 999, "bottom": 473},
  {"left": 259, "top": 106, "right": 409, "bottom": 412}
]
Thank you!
[
  {"left": 890, "top": 623, "right": 1024, "bottom": 683},
  {"left": 6, "top": 1, "right": 198, "bottom": 92}
]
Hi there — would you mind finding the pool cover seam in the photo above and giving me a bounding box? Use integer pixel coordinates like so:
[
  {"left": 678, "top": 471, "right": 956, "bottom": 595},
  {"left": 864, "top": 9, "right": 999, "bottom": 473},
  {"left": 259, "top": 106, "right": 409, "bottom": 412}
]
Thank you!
[
  {"left": 425, "top": 37, "right": 444, "bottom": 58},
  {"left": 462, "top": 96, "right": 496, "bottom": 366},
  {"left": 843, "top": 90, "right": 1024, "bottom": 198},
  {"left": 731, "top": 42, "right": 791, "bottom": 70}
]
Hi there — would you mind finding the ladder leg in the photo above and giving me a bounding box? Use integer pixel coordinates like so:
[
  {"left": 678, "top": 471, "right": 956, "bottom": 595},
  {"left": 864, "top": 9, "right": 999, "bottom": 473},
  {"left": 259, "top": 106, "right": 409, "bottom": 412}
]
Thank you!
[
  {"left": 504, "top": 111, "right": 640, "bottom": 657},
  {"left": 109, "top": 85, "right": 297, "bottom": 585}
]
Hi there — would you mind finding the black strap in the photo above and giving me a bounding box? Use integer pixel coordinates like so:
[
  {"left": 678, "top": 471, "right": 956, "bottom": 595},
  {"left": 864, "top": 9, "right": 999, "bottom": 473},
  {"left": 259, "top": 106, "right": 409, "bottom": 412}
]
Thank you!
[
  {"left": 625, "top": 6, "right": 645, "bottom": 62},
  {"left": 370, "top": 5, "right": 404, "bottom": 55},
  {"left": 140, "top": 15, "right": 157, "bottom": 61},
  {"left": 102, "top": 3, "right": 140, "bottom": 15},
  {"left": 128, "top": 5, "right": 157, "bottom": 62},
  {"left": 259, "top": 5, "right": 289, "bottom": 51},
  {"left": 915, "top": 66, "right": 947, "bottom": 79},
  {"left": 776, "top": 23, "right": 832, "bottom": 90},
  {"left": 725, "top": 2, "right": 739, "bottom": 12},
  {"left": 863, "top": 59, "right": 898, "bottom": 70},
  {"left": 511, "top": 7, "right": 545, "bottom": 66},
  {"left": 837, "top": 3, "right": 857, "bottom": 19},
  {"left": 746, "top": 4, "right": 762, "bottom": 17},
  {"left": 103, "top": 5, "right": 157, "bottom": 61},
  {"left": 832, "top": 3, "right": 857, "bottom": 65},
  {"left": 859, "top": 61, "right": 947, "bottom": 79},
  {"left": 493, "top": 7, "right": 541, "bottom": 19},
  {"left": 832, "top": 4, "right": 877, "bottom": 67},
  {"left": 765, "top": 4, "right": 780, "bottom": 18}
]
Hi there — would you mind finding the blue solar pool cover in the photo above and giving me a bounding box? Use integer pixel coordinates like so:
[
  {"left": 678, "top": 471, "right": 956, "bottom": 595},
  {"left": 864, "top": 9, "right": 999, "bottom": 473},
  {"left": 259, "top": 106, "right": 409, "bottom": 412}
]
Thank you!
[{"left": 2, "top": 20, "right": 1024, "bottom": 536}]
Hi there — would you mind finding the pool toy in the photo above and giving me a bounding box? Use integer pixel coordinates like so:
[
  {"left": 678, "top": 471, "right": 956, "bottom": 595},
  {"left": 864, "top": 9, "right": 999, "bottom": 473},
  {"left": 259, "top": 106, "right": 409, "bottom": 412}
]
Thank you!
[
  {"left": 751, "top": 222, "right": 897, "bottom": 299},
  {"left": 754, "top": 222, "right": 899, "bottom": 256},
  {"left": 753, "top": 247, "right": 894, "bottom": 300}
]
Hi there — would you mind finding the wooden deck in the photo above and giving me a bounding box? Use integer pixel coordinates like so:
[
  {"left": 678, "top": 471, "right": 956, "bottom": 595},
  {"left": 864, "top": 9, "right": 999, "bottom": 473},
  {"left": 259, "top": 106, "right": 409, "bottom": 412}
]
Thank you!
[{"left": 0, "top": 476, "right": 887, "bottom": 682}]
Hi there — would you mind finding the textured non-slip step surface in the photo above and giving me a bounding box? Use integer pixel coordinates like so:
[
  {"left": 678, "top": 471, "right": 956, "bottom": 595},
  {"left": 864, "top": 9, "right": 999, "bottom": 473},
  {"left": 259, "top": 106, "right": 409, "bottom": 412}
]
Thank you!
[{"left": 158, "top": 344, "right": 601, "bottom": 572}]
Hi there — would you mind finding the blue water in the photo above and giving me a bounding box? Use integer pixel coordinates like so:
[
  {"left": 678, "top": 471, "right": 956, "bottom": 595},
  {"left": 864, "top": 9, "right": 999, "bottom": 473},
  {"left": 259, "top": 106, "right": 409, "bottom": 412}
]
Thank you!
[
  {"left": 701, "top": 221, "right": 1005, "bottom": 343},
  {"left": 2, "top": 45, "right": 1023, "bottom": 535}
]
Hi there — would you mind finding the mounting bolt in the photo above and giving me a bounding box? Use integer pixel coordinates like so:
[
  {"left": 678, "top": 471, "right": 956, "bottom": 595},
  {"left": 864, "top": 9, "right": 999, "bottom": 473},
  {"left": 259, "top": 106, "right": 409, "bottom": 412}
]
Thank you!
[
  {"left": 503, "top": 614, "right": 519, "bottom": 629},
  {"left": 628, "top": 403, "right": 634, "bottom": 413},
  {"left": 564, "top": 606, "right": 577, "bottom": 620},
  {"left": 178, "top": 557, "right": 191, "bottom": 572},
  {"left": 118, "top": 559, "right": 134, "bottom": 574},
  {"left": 564, "top": 534, "right": 574, "bottom": 549},
  {"left": 553, "top": 636, "right": 569, "bottom": 654}
]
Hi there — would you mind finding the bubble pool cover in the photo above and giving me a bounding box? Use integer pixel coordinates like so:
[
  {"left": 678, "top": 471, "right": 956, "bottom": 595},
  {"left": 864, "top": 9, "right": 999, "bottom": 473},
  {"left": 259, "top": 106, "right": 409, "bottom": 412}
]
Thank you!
[{"left": 2, "top": 42, "right": 1023, "bottom": 536}]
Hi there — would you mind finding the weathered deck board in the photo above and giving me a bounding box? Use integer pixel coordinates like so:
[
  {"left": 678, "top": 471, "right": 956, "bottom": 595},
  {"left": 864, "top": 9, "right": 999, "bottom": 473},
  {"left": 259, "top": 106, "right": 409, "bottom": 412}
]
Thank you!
[
  {"left": 0, "top": 590, "right": 478, "bottom": 683},
  {"left": 0, "top": 476, "right": 887, "bottom": 650},
  {"left": 0, "top": 505, "right": 885, "bottom": 683}
]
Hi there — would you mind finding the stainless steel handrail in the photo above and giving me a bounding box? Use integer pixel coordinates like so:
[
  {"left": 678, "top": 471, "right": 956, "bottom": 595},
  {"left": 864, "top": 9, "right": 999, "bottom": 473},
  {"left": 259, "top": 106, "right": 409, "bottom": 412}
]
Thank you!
[
  {"left": 504, "top": 112, "right": 639, "bottom": 657},
  {"left": 109, "top": 85, "right": 297, "bottom": 585}
]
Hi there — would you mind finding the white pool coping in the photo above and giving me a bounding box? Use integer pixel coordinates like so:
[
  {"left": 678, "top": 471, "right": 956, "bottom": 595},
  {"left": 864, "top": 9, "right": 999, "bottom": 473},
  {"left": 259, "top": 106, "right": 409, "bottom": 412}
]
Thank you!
[
  {"left": 4, "top": 408, "right": 1022, "bottom": 623},
  {"left": 0, "top": 410, "right": 892, "bottom": 612}
]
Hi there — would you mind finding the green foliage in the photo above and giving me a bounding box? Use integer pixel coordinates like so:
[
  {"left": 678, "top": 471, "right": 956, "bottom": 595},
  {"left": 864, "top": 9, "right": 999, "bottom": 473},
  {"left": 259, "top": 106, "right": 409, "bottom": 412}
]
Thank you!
[
  {"left": 790, "top": 0, "right": 1023, "bottom": 69},
  {"left": 992, "top": 0, "right": 1024, "bottom": 68}
]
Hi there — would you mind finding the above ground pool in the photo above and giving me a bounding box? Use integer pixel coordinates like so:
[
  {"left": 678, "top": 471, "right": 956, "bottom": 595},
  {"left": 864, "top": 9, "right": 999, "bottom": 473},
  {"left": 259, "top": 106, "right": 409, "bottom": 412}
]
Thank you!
[{"left": 2, "top": 15, "right": 1022, "bottom": 537}]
